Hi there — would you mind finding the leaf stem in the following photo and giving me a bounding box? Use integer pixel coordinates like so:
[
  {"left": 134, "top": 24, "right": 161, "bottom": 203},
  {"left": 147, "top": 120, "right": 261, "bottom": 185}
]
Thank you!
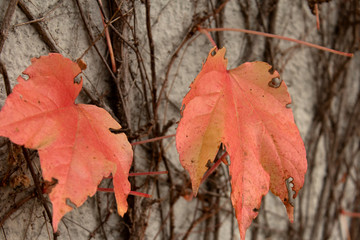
[
  {"left": 103, "top": 171, "right": 168, "bottom": 179},
  {"left": 131, "top": 134, "right": 176, "bottom": 146},
  {"left": 97, "top": 188, "right": 152, "bottom": 198},
  {"left": 315, "top": 3, "right": 320, "bottom": 30},
  {"left": 341, "top": 209, "right": 360, "bottom": 218},
  {"left": 198, "top": 28, "right": 218, "bottom": 49},
  {"left": 200, "top": 152, "right": 228, "bottom": 185},
  {"left": 97, "top": 0, "right": 116, "bottom": 72},
  {"left": 129, "top": 191, "right": 152, "bottom": 198},
  {"left": 129, "top": 171, "right": 168, "bottom": 177},
  {"left": 201, "top": 27, "right": 353, "bottom": 57}
]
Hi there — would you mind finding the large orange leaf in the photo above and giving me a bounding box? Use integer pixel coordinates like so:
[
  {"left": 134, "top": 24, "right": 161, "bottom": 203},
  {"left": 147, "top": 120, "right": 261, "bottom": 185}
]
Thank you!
[
  {"left": 0, "top": 54, "right": 133, "bottom": 232},
  {"left": 176, "top": 47, "right": 307, "bottom": 239}
]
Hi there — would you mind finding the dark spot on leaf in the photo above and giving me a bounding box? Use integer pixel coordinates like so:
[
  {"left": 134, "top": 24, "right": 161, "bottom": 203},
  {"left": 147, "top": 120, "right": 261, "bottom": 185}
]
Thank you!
[
  {"left": 253, "top": 208, "right": 259, "bottom": 212},
  {"left": 262, "top": 95, "right": 264, "bottom": 98},
  {"left": 110, "top": 128, "right": 126, "bottom": 134},
  {"left": 38, "top": 100, "right": 41, "bottom": 104},
  {"left": 23, "top": 99, "right": 27, "bottom": 102},
  {"left": 250, "top": 88, "right": 252, "bottom": 91},
  {"left": 284, "top": 198, "right": 287, "bottom": 202},
  {"left": 286, "top": 103, "right": 292, "bottom": 109}
]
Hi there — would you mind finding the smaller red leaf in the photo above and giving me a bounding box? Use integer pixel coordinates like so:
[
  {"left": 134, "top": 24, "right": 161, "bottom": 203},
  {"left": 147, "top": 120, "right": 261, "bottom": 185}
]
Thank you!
[{"left": 0, "top": 54, "right": 133, "bottom": 231}]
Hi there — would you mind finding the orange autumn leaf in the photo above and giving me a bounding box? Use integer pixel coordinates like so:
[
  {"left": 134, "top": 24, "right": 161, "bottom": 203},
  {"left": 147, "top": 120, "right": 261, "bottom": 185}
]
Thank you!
[
  {"left": 176, "top": 47, "right": 307, "bottom": 239},
  {"left": 0, "top": 54, "right": 133, "bottom": 232}
]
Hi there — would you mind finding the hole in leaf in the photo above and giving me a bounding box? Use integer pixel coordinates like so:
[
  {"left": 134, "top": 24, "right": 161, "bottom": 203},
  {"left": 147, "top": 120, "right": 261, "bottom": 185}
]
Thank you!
[
  {"left": 285, "top": 177, "right": 295, "bottom": 207},
  {"left": 268, "top": 77, "right": 282, "bottom": 88},
  {"left": 74, "top": 75, "right": 82, "bottom": 84},
  {"left": 225, "top": 154, "right": 231, "bottom": 165},
  {"left": 286, "top": 103, "right": 292, "bottom": 109},
  {"left": 66, "top": 198, "right": 77, "bottom": 209},
  {"left": 211, "top": 49, "right": 217, "bottom": 56},
  {"left": 21, "top": 73, "right": 29, "bottom": 80},
  {"left": 216, "top": 144, "right": 230, "bottom": 165},
  {"left": 216, "top": 144, "right": 226, "bottom": 157}
]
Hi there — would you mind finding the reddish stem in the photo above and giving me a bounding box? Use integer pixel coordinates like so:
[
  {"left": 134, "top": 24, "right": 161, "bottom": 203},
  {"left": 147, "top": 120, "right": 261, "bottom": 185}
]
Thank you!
[
  {"left": 97, "top": 187, "right": 114, "bottom": 192},
  {"left": 129, "top": 191, "right": 152, "bottom": 198},
  {"left": 201, "top": 152, "right": 228, "bottom": 185},
  {"left": 315, "top": 4, "right": 320, "bottom": 30},
  {"left": 97, "top": 188, "right": 152, "bottom": 198},
  {"left": 341, "top": 209, "right": 360, "bottom": 218},
  {"left": 201, "top": 27, "right": 353, "bottom": 57},
  {"left": 198, "top": 28, "right": 218, "bottom": 49},
  {"left": 131, "top": 134, "right": 176, "bottom": 146},
  {"left": 129, "top": 171, "right": 168, "bottom": 176},
  {"left": 103, "top": 171, "right": 168, "bottom": 179},
  {"left": 98, "top": 0, "right": 116, "bottom": 72}
]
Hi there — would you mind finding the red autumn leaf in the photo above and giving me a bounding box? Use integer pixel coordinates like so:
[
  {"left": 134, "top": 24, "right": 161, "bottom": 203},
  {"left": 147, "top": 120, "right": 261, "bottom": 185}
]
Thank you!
[
  {"left": 0, "top": 54, "right": 133, "bottom": 232},
  {"left": 176, "top": 47, "right": 307, "bottom": 239}
]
